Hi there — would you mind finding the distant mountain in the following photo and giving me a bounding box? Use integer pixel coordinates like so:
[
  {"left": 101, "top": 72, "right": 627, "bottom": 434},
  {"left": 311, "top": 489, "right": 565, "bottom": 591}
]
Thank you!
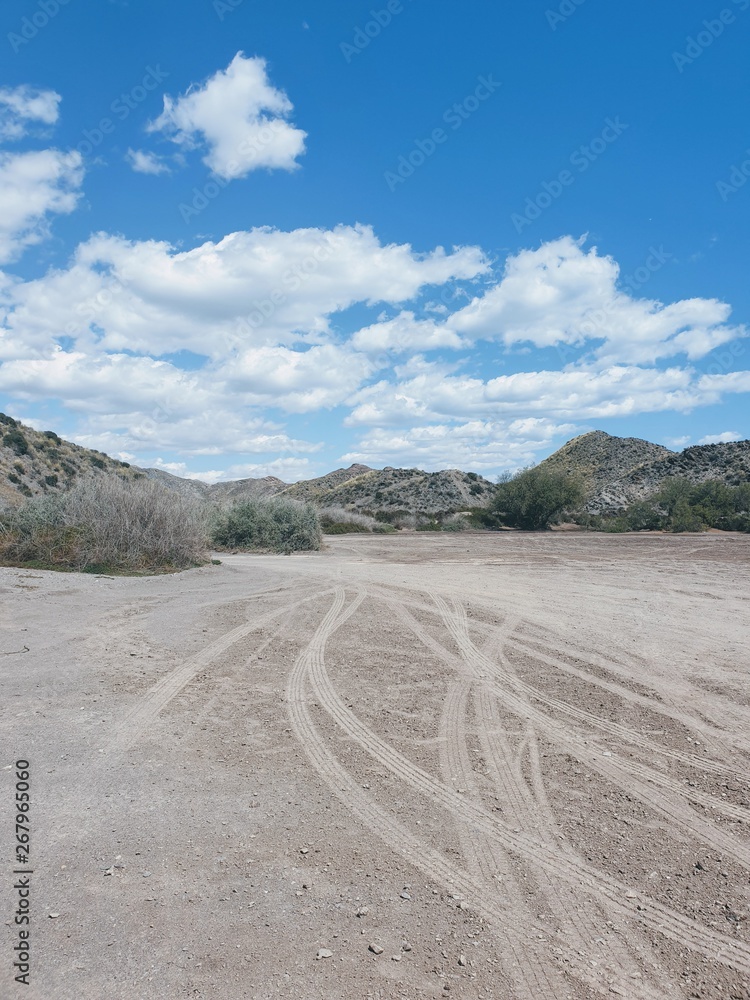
[
  {"left": 282, "top": 465, "right": 495, "bottom": 514},
  {"left": 145, "top": 462, "right": 496, "bottom": 515},
  {"left": 538, "top": 431, "right": 750, "bottom": 513},
  {"left": 4, "top": 413, "right": 747, "bottom": 520}
]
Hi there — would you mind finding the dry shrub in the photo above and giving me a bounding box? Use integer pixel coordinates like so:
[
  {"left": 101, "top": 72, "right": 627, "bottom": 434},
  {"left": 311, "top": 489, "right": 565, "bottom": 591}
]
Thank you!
[
  {"left": 0, "top": 476, "right": 210, "bottom": 572},
  {"left": 212, "top": 497, "right": 322, "bottom": 553}
]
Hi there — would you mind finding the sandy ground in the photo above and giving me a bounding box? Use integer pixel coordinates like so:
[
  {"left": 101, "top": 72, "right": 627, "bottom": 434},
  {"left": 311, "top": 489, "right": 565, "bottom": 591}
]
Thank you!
[{"left": 1, "top": 532, "right": 750, "bottom": 1000}]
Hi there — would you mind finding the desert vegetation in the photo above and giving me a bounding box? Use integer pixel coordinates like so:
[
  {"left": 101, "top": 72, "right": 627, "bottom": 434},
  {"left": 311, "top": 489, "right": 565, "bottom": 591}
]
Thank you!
[
  {"left": 587, "top": 477, "right": 750, "bottom": 533},
  {"left": 490, "top": 466, "right": 584, "bottom": 530},
  {"left": 318, "top": 506, "right": 395, "bottom": 534},
  {"left": 212, "top": 496, "right": 322, "bottom": 553},
  {"left": 0, "top": 479, "right": 326, "bottom": 572},
  {"left": 0, "top": 476, "right": 210, "bottom": 573}
]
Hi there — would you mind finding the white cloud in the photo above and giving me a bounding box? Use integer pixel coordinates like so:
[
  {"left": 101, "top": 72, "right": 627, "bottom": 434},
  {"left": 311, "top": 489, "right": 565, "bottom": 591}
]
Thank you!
[
  {"left": 448, "top": 236, "right": 745, "bottom": 365},
  {"left": 341, "top": 417, "right": 579, "bottom": 472},
  {"left": 351, "top": 310, "right": 464, "bottom": 353},
  {"left": 1, "top": 228, "right": 748, "bottom": 472},
  {"left": 0, "top": 149, "right": 83, "bottom": 263},
  {"left": 697, "top": 430, "right": 743, "bottom": 445},
  {"left": 126, "top": 148, "right": 170, "bottom": 175},
  {"left": 346, "top": 363, "right": 712, "bottom": 426},
  {"left": 2, "top": 224, "right": 486, "bottom": 358},
  {"left": 147, "top": 52, "right": 306, "bottom": 179},
  {"left": 0, "top": 85, "right": 61, "bottom": 141},
  {"left": 221, "top": 344, "right": 379, "bottom": 412}
]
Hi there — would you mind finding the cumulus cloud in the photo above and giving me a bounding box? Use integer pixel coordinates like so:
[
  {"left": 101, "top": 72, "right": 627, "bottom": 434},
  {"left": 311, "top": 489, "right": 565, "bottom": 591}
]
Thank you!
[
  {"left": 126, "top": 148, "right": 170, "bottom": 175},
  {"left": 341, "top": 417, "right": 579, "bottom": 473},
  {"left": 0, "top": 149, "right": 83, "bottom": 263},
  {"left": 0, "top": 85, "right": 61, "bottom": 141},
  {"left": 448, "top": 236, "right": 745, "bottom": 365},
  {"left": 1, "top": 227, "right": 748, "bottom": 473},
  {"left": 2, "top": 224, "right": 486, "bottom": 358},
  {"left": 351, "top": 310, "right": 464, "bottom": 353},
  {"left": 147, "top": 53, "right": 306, "bottom": 179},
  {"left": 697, "top": 430, "right": 743, "bottom": 445},
  {"left": 346, "top": 363, "right": 713, "bottom": 426}
]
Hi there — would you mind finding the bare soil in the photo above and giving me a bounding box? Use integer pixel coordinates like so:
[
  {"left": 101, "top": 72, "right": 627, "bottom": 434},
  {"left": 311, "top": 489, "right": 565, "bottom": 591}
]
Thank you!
[{"left": 2, "top": 532, "right": 749, "bottom": 1000}]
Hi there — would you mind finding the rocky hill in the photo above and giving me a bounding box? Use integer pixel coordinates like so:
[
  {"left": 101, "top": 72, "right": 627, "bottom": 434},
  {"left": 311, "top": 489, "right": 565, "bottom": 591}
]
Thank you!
[
  {"left": 0, "top": 412, "right": 144, "bottom": 507},
  {"left": 539, "top": 431, "right": 750, "bottom": 513},
  {"left": 4, "top": 413, "right": 747, "bottom": 520},
  {"left": 283, "top": 465, "right": 495, "bottom": 514}
]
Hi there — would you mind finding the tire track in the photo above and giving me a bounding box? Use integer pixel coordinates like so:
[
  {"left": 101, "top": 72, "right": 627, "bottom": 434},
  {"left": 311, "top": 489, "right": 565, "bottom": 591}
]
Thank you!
[
  {"left": 375, "top": 584, "right": 750, "bottom": 785},
  {"left": 439, "top": 680, "right": 563, "bottom": 1000},
  {"left": 302, "top": 590, "right": 750, "bottom": 977},
  {"left": 431, "top": 596, "right": 750, "bottom": 866},
  {"left": 107, "top": 589, "right": 333, "bottom": 752}
]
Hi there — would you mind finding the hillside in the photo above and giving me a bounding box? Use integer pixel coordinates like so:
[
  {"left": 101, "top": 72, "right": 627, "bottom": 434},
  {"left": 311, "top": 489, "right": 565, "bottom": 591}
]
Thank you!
[
  {"left": 0, "top": 412, "right": 144, "bottom": 507},
  {"left": 539, "top": 431, "right": 750, "bottom": 514},
  {"left": 282, "top": 465, "right": 495, "bottom": 515}
]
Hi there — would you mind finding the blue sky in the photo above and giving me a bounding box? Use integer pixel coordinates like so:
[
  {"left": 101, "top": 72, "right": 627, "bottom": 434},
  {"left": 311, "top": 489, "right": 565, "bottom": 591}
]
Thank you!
[{"left": 1, "top": 0, "right": 748, "bottom": 482}]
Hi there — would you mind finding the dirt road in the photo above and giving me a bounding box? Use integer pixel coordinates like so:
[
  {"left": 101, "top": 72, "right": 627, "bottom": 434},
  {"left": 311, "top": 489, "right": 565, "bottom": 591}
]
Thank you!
[{"left": 2, "top": 533, "right": 749, "bottom": 999}]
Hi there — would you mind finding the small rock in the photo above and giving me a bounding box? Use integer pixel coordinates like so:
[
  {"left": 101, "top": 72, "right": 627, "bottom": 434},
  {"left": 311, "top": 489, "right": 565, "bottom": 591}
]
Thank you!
[
  {"left": 142, "top": 871, "right": 152, "bottom": 878},
  {"left": 402, "top": 942, "right": 412, "bottom": 952},
  {"left": 458, "top": 954, "right": 467, "bottom": 967},
  {"left": 391, "top": 954, "right": 401, "bottom": 962},
  {"left": 300, "top": 848, "right": 309, "bottom": 855},
  {"left": 316, "top": 949, "right": 333, "bottom": 960},
  {"left": 458, "top": 901, "right": 468, "bottom": 910},
  {"left": 369, "top": 943, "right": 384, "bottom": 955},
  {"left": 356, "top": 907, "right": 369, "bottom": 917},
  {"left": 400, "top": 891, "right": 411, "bottom": 900},
  {"left": 48, "top": 913, "right": 60, "bottom": 919}
]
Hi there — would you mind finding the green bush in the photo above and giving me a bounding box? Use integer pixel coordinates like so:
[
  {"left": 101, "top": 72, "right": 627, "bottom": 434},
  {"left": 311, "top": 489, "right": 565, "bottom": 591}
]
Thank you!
[
  {"left": 3, "top": 429, "right": 29, "bottom": 456},
  {"left": 491, "top": 467, "right": 584, "bottom": 530},
  {"left": 44, "top": 474, "right": 59, "bottom": 487},
  {"left": 212, "top": 497, "right": 322, "bottom": 553}
]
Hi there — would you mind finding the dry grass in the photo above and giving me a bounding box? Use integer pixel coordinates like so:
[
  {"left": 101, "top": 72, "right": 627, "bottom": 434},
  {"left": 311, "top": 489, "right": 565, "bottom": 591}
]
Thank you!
[{"left": 0, "top": 476, "right": 210, "bottom": 572}]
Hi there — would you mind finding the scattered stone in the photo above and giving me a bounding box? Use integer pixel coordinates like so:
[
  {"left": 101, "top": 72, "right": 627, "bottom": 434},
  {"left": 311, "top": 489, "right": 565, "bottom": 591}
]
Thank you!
[
  {"left": 458, "top": 954, "right": 467, "bottom": 967},
  {"left": 300, "top": 849, "right": 309, "bottom": 855},
  {"left": 400, "top": 891, "right": 411, "bottom": 900},
  {"left": 369, "top": 943, "right": 384, "bottom": 955},
  {"left": 402, "top": 942, "right": 412, "bottom": 952},
  {"left": 391, "top": 954, "right": 401, "bottom": 962},
  {"left": 316, "top": 949, "right": 333, "bottom": 960},
  {"left": 48, "top": 913, "right": 60, "bottom": 919},
  {"left": 356, "top": 907, "right": 369, "bottom": 917}
]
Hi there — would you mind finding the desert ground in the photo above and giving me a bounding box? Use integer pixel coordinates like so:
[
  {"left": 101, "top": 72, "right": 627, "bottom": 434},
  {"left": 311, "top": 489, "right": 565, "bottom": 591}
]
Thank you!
[{"left": 1, "top": 532, "right": 750, "bottom": 1000}]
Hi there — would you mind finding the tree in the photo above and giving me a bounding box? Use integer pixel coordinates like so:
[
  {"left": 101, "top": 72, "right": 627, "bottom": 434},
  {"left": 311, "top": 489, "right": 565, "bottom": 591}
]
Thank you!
[{"left": 491, "top": 467, "right": 583, "bottom": 531}]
